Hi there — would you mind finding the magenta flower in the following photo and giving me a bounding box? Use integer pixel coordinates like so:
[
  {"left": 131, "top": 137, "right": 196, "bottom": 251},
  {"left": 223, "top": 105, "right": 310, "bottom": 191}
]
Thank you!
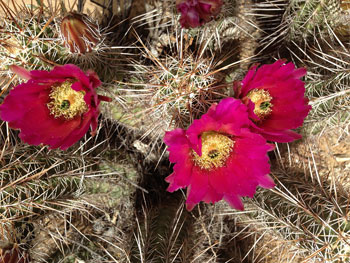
[
  {"left": 235, "top": 60, "right": 311, "bottom": 143},
  {"left": 0, "top": 64, "right": 111, "bottom": 150},
  {"left": 176, "top": 0, "right": 223, "bottom": 28},
  {"left": 164, "top": 98, "right": 275, "bottom": 211}
]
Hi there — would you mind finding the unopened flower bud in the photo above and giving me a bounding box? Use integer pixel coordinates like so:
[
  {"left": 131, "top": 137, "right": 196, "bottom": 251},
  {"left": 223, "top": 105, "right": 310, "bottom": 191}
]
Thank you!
[
  {"left": 176, "top": 0, "right": 223, "bottom": 28},
  {"left": 60, "top": 12, "right": 100, "bottom": 54}
]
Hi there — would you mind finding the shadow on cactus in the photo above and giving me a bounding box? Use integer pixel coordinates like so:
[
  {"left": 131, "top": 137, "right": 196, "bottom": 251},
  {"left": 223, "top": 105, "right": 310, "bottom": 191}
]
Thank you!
[{"left": 0, "top": 118, "right": 139, "bottom": 262}]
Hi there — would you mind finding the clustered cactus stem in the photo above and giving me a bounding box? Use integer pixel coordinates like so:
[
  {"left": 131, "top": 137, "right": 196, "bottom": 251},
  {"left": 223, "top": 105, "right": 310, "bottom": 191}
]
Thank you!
[{"left": 116, "top": 28, "right": 233, "bottom": 149}]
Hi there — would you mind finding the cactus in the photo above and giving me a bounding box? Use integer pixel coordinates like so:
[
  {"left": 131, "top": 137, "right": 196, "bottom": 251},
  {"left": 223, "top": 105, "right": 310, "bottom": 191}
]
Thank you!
[
  {"left": 0, "top": 118, "right": 139, "bottom": 262},
  {"left": 250, "top": 158, "right": 350, "bottom": 262},
  {"left": 1, "top": 0, "right": 350, "bottom": 262},
  {"left": 214, "top": 136, "right": 350, "bottom": 262},
  {"left": 252, "top": 0, "right": 350, "bottom": 132},
  {"left": 0, "top": 0, "right": 129, "bottom": 86},
  {"left": 116, "top": 28, "right": 229, "bottom": 153}
]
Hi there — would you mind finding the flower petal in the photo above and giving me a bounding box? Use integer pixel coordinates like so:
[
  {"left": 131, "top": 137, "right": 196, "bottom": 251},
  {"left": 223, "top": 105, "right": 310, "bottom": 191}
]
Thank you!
[
  {"left": 0, "top": 64, "right": 105, "bottom": 149},
  {"left": 52, "top": 111, "right": 95, "bottom": 150},
  {"left": 224, "top": 194, "right": 244, "bottom": 210},
  {"left": 202, "top": 186, "right": 224, "bottom": 204},
  {"left": 166, "top": 158, "right": 193, "bottom": 192},
  {"left": 10, "top": 65, "right": 32, "bottom": 79},
  {"left": 238, "top": 60, "right": 311, "bottom": 143},
  {"left": 185, "top": 166, "right": 209, "bottom": 210},
  {"left": 164, "top": 97, "right": 273, "bottom": 211},
  {"left": 49, "top": 64, "right": 90, "bottom": 87}
]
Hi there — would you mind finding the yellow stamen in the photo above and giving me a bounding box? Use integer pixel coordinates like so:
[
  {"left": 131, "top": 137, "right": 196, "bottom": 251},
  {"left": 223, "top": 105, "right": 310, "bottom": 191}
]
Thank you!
[
  {"left": 192, "top": 131, "right": 234, "bottom": 170},
  {"left": 47, "top": 81, "right": 88, "bottom": 119},
  {"left": 246, "top": 88, "right": 273, "bottom": 119}
]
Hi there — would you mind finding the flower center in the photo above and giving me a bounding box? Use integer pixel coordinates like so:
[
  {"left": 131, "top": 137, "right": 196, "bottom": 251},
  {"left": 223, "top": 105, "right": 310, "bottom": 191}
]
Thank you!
[
  {"left": 246, "top": 88, "right": 273, "bottom": 119},
  {"left": 47, "top": 81, "right": 88, "bottom": 120},
  {"left": 192, "top": 131, "right": 234, "bottom": 170}
]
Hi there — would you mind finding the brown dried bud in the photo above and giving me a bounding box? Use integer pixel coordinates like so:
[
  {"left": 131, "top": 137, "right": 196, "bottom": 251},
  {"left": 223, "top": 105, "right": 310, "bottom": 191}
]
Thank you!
[{"left": 60, "top": 12, "right": 100, "bottom": 54}]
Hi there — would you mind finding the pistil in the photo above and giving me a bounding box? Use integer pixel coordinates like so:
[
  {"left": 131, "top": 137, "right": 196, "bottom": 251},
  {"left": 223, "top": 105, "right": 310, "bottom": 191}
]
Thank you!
[
  {"left": 47, "top": 81, "right": 88, "bottom": 119},
  {"left": 192, "top": 131, "right": 234, "bottom": 170},
  {"left": 246, "top": 88, "right": 273, "bottom": 119}
]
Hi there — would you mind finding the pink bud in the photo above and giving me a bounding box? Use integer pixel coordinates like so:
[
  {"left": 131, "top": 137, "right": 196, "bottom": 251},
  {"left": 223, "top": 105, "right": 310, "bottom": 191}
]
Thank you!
[{"left": 176, "top": 0, "right": 223, "bottom": 28}]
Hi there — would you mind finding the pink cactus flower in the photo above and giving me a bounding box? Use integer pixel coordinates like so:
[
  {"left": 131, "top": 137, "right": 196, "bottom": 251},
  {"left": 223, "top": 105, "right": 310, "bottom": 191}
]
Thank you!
[
  {"left": 164, "top": 98, "right": 275, "bottom": 211},
  {"left": 0, "top": 64, "right": 111, "bottom": 150},
  {"left": 235, "top": 60, "right": 312, "bottom": 143},
  {"left": 176, "top": 0, "right": 223, "bottom": 28}
]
